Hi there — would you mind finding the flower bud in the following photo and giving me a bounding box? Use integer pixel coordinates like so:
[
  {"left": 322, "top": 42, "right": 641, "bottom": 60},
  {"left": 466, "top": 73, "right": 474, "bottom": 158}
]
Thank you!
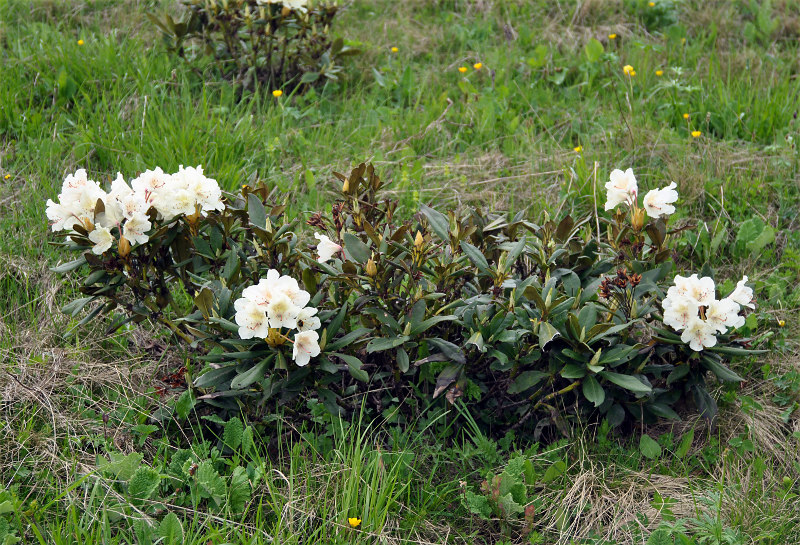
[
  {"left": 631, "top": 207, "right": 646, "bottom": 232},
  {"left": 414, "top": 230, "right": 424, "bottom": 249},
  {"left": 281, "top": 5, "right": 290, "bottom": 16},
  {"left": 342, "top": 178, "right": 350, "bottom": 193},
  {"left": 366, "top": 257, "right": 377, "bottom": 277},
  {"left": 82, "top": 217, "right": 95, "bottom": 232},
  {"left": 118, "top": 236, "right": 131, "bottom": 258}
]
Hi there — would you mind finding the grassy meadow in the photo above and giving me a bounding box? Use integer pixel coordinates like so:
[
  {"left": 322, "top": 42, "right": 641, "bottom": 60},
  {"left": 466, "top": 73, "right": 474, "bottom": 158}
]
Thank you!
[{"left": 1, "top": 0, "right": 800, "bottom": 543}]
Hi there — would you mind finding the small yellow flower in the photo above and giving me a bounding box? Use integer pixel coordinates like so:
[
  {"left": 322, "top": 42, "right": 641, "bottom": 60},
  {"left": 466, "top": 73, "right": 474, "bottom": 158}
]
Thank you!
[
  {"left": 778, "top": 319, "right": 786, "bottom": 327},
  {"left": 458, "top": 66, "right": 468, "bottom": 73},
  {"left": 691, "top": 130, "right": 701, "bottom": 138},
  {"left": 3, "top": 174, "right": 10, "bottom": 180},
  {"left": 391, "top": 46, "right": 399, "bottom": 53},
  {"left": 655, "top": 70, "right": 664, "bottom": 76},
  {"left": 683, "top": 113, "right": 690, "bottom": 119},
  {"left": 348, "top": 517, "right": 362, "bottom": 528},
  {"left": 608, "top": 33, "right": 617, "bottom": 40},
  {"left": 648, "top": 1, "right": 655, "bottom": 6},
  {"left": 272, "top": 89, "right": 283, "bottom": 98},
  {"left": 630, "top": 70, "right": 636, "bottom": 76},
  {"left": 573, "top": 145, "right": 582, "bottom": 153},
  {"left": 473, "top": 62, "right": 483, "bottom": 70},
  {"left": 681, "top": 37, "right": 686, "bottom": 45},
  {"left": 77, "top": 39, "right": 84, "bottom": 46},
  {"left": 623, "top": 65, "right": 635, "bottom": 76}
]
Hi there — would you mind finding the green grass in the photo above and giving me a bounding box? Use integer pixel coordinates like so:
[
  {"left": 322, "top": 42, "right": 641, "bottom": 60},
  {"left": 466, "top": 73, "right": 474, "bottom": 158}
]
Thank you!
[{"left": 1, "top": 0, "right": 800, "bottom": 543}]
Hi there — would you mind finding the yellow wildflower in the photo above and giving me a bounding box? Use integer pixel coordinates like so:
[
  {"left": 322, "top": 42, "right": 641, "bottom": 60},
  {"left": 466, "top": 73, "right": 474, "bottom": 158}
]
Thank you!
[
  {"left": 609, "top": 34, "right": 617, "bottom": 40},
  {"left": 473, "top": 62, "right": 483, "bottom": 70},
  {"left": 648, "top": 1, "right": 655, "bottom": 6},
  {"left": 573, "top": 145, "right": 582, "bottom": 153},
  {"left": 683, "top": 113, "right": 690, "bottom": 119},
  {"left": 691, "top": 130, "right": 701, "bottom": 138},
  {"left": 779, "top": 319, "right": 786, "bottom": 327},
  {"left": 623, "top": 65, "right": 635, "bottom": 76},
  {"left": 655, "top": 70, "right": 664, "bottom": 76},
  {"left": 681, "top": 37, "right": 686, "bottom": 45},
  {"left": 458, "top": 66, "right": 468, "bottom": 73},
  {"left": 3, "top": 174, "right": 10, "bottom": 180},
  {"left": 272, "top": 89, "right": 283, "bottom": 98},
  {"left": 77, "top": 39, "right": 84, "bottom": 46},
  {"left": 348, "top": 517, "right": 362, "bottom": 528},
  {"left": 391, "top": 46, "right": 399, "bottom": 53}
]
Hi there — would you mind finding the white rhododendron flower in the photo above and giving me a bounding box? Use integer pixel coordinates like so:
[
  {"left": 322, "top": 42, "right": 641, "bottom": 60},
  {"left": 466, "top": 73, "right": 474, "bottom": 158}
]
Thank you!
[
  {"left": 88, "top": 226, "right": 114, "bottom": 255},
  {"left": 296, "top": 307, "right": 321, "bottom": 332},
  {"left": 122, "top": 215, "right": 152, "bottom": 246},
  {"left": 662, "top": 273, "right": 753, "bottom": 351},
  {"left": 276, "top": 275, "right": 311, "bottom": 308},
  {"left": 681, "top": 316, "right": 718, "bottom": 351},
  {"left": 643, "top": 182, "right": 678, "bottom": 218},
  {"left": 663, "top": 296, "right": 699, "bottom": 331},
  {"left": 46, "top": 166, "right": 225, "bottom": 250},
  {"left": 257, "top": 0, "right": 308, "bottom": 9},
  {"left": 234, "top": 298, "right": 271, "bottom": 340},
  {"left": 233, "top": 270, "right": 320, "bottom": 366},
  {"left": 604, "top": 168, "right": 639, "bottom": 211},
  {"left": 292, "top": 330, "right": 321, "bottom": 367},
  {"left": 705, "top": 297, "right": 744, "bottom": 332},
  {"left": 682, "top": 274, "right": 716, "bottom": 306},
  {"left": 315, "top": 232, "right": 342, "bottom": 262},
  {"left": 266, "top": 292, "right": 299, "bottom": 329},
  {"left": 728, "top": 276, "right": 754, "bottom": 309}
]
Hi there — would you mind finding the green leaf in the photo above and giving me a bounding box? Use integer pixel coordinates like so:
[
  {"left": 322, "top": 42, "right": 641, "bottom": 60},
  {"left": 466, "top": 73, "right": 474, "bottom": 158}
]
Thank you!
[
  {"left": 582, "top": 375, "right": 605, "bottom": 407},
  {"left": 157, "top": 513, "right": 184, "bottom": 545},
  {"left": 300, "top": 71, "right": 320, "bottom": 83},
  {"left": 433, "top": 364, "right": 462, "bottom": 398},
  {"left": 426, "top": 338, "right": 466, "bottom": 364},
  {"left": 228, "top": 466, "right": 252, "bottom": 514},
  {"left": 173, "top": 389, "right": 195, "bottom": 421},
  {"left": 460, "top": 241, "right": 490, "bottom": 273},
  {"left": 419, "top": 203, "right": 450, "bottom": 242},
  {"left": 542, "top": 460, "right": 566, "bottom": 483},
  {"left": 397, "top": 348, "right": 410, "bottom": 373},
  {"left": 51, "top": 256, "right": 87, "bottom": 273},
  {"left": 241, "top": 426, "right": 255, "bottom": 456},
  {"left": 701, "top": 357, "right": 744, "bottom": 382},
  {"left": 343, "top": 232, "right": 370, "bottom": 264},
  {"left": 195, "top": 461, "right": 226, "bottom": 505},
  {"left": 508, "top": 371, "right": 548, "bottom": 394},
  {"left": 675, "top": 429, "right": 694, "bottom": 459},
  {"left": 366, "top": 335, "right": 410, "bottom": 353},
  {"left": 639, "top": 435, "right": 662, "bottom": 460},
  {"left": 538, "top": 321, "right": 560, "bottom": 348},
  {"left": 247, "top": 193, "right": 267, "bottom": 229},
  {"left": 409, "top": 315, "right": 456, "bottom": 336},
  {"left": 230, "top": 357, "right": 271, "bottom": 390},
  {"left": 334, "top": 353, "right": 370, "bottom": 382},
  {"left": 601, "top": 371, "right": 652, "bottom": 393},
  {"left": 498, "top": 492, "right": 525, "bottom": 515},
  {"left": 98, "top": 452, "right": 143, "bottom": 481},
  {"left": 61, "top": 296, "right": 95, "bottom": 317},
  {"left": 463, "top": 490, "right": 492, "bottom": 519},
  {"left": 223, "top": 417, "right": 244, "bottom": 450},
  {"left": 646, "top": 529, "right": 672, "bottom": 545},
  {"left": 128, "top": 466, "right": 161, "bottom": 503}
]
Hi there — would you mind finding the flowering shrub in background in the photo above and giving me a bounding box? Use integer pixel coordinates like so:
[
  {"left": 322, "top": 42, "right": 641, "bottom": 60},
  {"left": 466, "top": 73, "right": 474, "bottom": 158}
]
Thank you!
[
  {"left": 48, "top": 163, "right": 768, "bottom": 438},
  {"left": 148, "top": 0, "right": 358, "bottom": 90}
]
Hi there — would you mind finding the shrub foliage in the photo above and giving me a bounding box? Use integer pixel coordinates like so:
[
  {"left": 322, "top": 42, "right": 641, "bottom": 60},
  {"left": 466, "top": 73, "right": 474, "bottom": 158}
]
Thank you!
[{"left": 48, "top": 163, "right": 766, "bottom": 440}]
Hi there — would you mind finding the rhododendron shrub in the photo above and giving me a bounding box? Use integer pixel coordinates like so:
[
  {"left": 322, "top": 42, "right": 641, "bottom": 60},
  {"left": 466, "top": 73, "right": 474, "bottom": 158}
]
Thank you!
[{"left": 49, "top": 163, "right": 769, "bottom": 436}]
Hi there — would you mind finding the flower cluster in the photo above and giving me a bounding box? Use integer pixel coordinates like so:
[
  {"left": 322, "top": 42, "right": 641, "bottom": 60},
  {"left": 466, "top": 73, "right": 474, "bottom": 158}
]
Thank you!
[
  {"left": 604, "top": 168, "right": 679, "bottom": 219},
  {"left": 46, "top": 166, "right": 224, "bottom": 255},
  {"left": 233, "top": 269, "right": 321, "bottom": 366},
  {"left": 662, "top": 274, "right": 754, "bottom": 351},
  {"left": 256, "top": 0, "right": 308, "bottom": 10}
]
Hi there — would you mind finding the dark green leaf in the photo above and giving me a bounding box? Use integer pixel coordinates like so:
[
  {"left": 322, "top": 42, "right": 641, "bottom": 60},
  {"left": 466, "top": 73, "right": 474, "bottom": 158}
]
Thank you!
[
  {"left": 247, "top": 193, "right": 267, "bottom": 229},
  {"left": 419, "top": 203, "right": 450, "bottom": 242},
  {"left": 582, "top": 375, "right": 605, "bottom": 407},
  {"left": 343, "top": 233, "right": 370, "bottom": 264}
]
